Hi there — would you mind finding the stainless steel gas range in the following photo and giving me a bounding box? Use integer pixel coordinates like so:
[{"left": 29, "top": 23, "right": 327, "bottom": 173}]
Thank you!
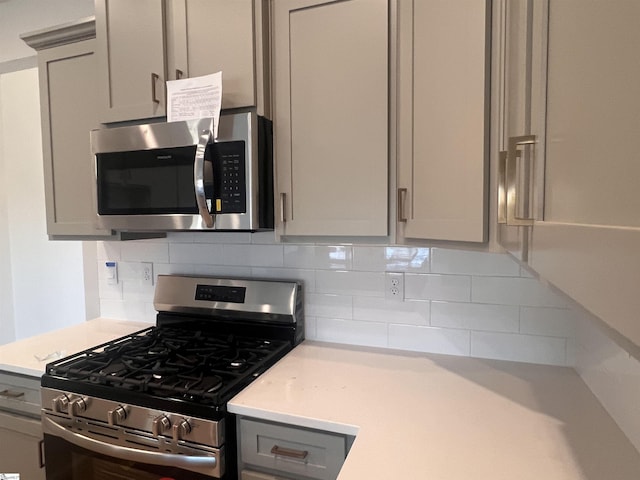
[{"left": 40, "top": 275, "right": 304, "bottom": 480}]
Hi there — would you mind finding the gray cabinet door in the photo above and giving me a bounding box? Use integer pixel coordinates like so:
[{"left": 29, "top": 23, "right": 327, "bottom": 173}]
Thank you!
[
  {"left": 396, "top": 0, "right": 489, "bottom": 243},
  {"left": 166, "top": 0, "right": 267, "bottom": 114},
  {"left": 0, "top": 411, "right": 44, "bottom": 480},
  {"left": 96, "top": 0, "right": 166, "bottom": 123},
  {"left": 38, "top": 39, "right": 112, "bottom": 237},
  {"left": 528, "top": 1, "right": 640, "bottom": 350},
  {"left": 273, "top": 0, "right": 389, "bottom": 237},
  {"left": 494, "top": 0, "right": 547, "bottom": 262}
]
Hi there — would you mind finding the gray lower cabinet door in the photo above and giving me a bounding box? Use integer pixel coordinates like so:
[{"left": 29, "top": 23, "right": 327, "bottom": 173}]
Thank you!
[
  {"left": 239, "top": 418, "right": 347, "bottom": 480},
  {"left": 0, "top": 411, "right": 44, "bottom": 480}
]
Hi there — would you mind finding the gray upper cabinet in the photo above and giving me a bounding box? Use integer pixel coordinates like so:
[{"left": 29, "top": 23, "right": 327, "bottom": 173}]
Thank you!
[
  {"left": 96, "top": 0, "right": 167, "bottom": 123},
  {"left": 96, "top": 0, "right": 270, "bottom": 124},
  {"left": 273, "top": 0, "right": 389, "bottom": 237},
  {"left": 527, "top": 0, "right": 640, "bottom": 350},
  {"left": 494, "top": 0, "right": 640, "bottom": 349},
  {"left": 23, "top": 19, "right": 113, "bottom": 238},
  {"left": 396, "top": 0, "right": 489, "bottom": 243}
]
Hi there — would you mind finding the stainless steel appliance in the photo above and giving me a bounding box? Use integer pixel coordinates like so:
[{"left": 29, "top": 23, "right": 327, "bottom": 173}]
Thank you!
[
  {"left": 91, "top": 112, "right": 273, "bottom": 232},
  {"left": 40, "top": 275, "right": 303, "bottom": 480}
]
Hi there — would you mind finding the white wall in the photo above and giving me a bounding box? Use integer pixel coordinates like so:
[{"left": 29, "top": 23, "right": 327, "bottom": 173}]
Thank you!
[
  {"left": 0, "top": 68, "right": 86, "bottom": 340},
  {"left": 0, "top": 0, "right": 94, "bottom": 65}
]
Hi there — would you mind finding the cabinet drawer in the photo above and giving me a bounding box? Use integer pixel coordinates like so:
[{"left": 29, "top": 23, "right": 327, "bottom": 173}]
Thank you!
[
  {"left": 0, "top": 371, "right": 41, "bottom": 417},
  {"left": 239, "top": 418, "right": 346, "bottom": 480}
]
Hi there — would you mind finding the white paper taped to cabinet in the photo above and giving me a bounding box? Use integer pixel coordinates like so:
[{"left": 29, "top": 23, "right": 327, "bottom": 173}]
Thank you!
[{"left": 166, "top": 71, "right": 222, "bottom": 138}]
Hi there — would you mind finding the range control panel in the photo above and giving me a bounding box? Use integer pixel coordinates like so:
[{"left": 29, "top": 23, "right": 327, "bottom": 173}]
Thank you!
[{"left": 195, "top": 284, "right": 247, "bottom": 303}]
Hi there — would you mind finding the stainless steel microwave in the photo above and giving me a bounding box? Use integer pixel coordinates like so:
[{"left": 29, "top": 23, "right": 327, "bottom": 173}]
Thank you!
[{"left": 90, "top": 111, "right": 273, "bottom": 232}]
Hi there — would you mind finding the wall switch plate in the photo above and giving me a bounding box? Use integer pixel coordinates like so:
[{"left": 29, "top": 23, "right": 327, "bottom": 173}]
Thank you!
[
  {"left": 141, "top": 262, "right": 153, "bottom": 286},
  {"left": 385, "top": 272, "right": 404, "bottom": 301},
  {"left": 105, "top": 261, "right": 118, "bottom": 285}
]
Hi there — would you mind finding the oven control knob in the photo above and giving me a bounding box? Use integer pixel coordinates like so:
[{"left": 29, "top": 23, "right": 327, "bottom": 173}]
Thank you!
[
  {"left": 172, "top": 419, "right": 191, "bottom": 442},
  {"left": 69, "top": 397, "right": 89, "bottom": 417},
  {"left": 52, "top": 394, "right": 70, "bottom": 413},
  {"left": 107, "top": 405, "right": 129, "bottom": 426},
  {"left": 152, "top": 415, "right": 172, "bottom": 437}
]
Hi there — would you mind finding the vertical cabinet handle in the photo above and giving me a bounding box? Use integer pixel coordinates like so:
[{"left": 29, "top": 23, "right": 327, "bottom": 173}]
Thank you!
[
  {"left": 38, "top": 439, "right": 45, "bottom": 468},
  {"left": 397, "top": 188, "right": 408, "bottom": 222},
  {"left": 497, "top": 151, "right": 507, "bottom": 224},
  {"left": 176, "top": 69, "right": 184, "bottom": 80},
  {"left": 279, "top": 193, "right": 287, "bottom": 223},
  {"left": 151, "top": 73, "right": 160, "bottom": 104},
  {"left": 506, "top": 135, "right": 536, "bottom": 226}
]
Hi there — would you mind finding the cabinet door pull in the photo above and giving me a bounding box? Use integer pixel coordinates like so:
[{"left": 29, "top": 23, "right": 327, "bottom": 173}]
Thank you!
[
  {"left": 176, "top": 69, "right": 184, "bottom": 80},
  {"left": 151, "top": 72, "right": 160, "bottom": 104},
  {"left": 0, "top": 389, "right": 25, "bottom": 398},
  {"left": 397, "top": 188, "right": 408, "bottom": 222},
  {"left": 38, "top": 439, "right": 45, "bottom": 468},
  {"left": 270, "top": 445, "right": 308, "bottom": 460},
  {"left": 279, "top": 193, "right": 287, "bottom": 223},
  {"left": 506, "top": 135, "right": 536, "bottom": 226}
]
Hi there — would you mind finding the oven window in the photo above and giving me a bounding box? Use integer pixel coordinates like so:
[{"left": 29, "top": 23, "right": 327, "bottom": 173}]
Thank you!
[{"left": 44, "top": 434, "right": 221, "bottom": 480}]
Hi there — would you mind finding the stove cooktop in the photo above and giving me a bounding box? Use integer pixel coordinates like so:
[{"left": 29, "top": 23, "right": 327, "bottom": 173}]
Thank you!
[{"left": 42, "top": 324, "right": 290, "bottom": 419}]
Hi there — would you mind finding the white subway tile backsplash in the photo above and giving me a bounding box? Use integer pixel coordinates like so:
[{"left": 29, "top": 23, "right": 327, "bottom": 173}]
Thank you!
[
  {"left": 352, "top": 246, "right": 430, "bottom": 272},
  {"left": 520, "top": 306, "right": 576, "bottom": 338},
  {"left": 100, "top": 243, "right": 575, "bottom": 368},
  {"left": 120, "top": 241, "right": 169, "bottom": 263},
  {"left": 431, "top": 301, "right": 519, "bottom": 333},
  {"left": 315, "top": 318, "right": 388, "bottom": 348},
  {"left": 405, "top": 274, "right": 471, "bottom": 302},
  {"left": 194, "top": 265, "right": 252, "bottom": 278},
  {"left": 251, "top": 268, "right": 316, "bottom": 292},
  {"left": 284, "top": 245, "right": 352, "bottom": 270},
  {"left": 250, "top": 231, "right": 278, "bottom": 244},
  {"left": 304, "top": 316, "right": 318, "bottom": 340},
  {"left": 306, "top": 294, "right": 352, "bottom": 319},
  {"left": 431, "top": 248, "right": 520, "bottom": 276},
  {"left": 470, "top": 331, "right": 567, "bottom": 366},
  {"left": 388, "top": 324, "right": 470, "bottom": 356},
  {"left": 316, "top": 270, "right": 385, "bottom": 297},
  {"left": 169, "top": 243, "right": 225, "bottom": 265},
  {"left": 193, "top": 232, "right": 252, "bottom": 244},
  {"left": 353, "top": 297, "right": 429, "bottom": 325},
  {"left": 100, "top": 299, "right": 154, "bottom": 323},
  {"left": 575, "top": 318, "right": 640, "bottom": 452},
  {"left": 223, "top": 244, "right": 284, "bottom": 267},
  {"left": 471, "top": 276, "right": 567, "bottom": 308}
]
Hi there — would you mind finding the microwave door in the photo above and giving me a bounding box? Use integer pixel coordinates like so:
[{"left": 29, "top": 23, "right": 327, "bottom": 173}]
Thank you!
[{"left": 194, "top": 126, "right": 215, "bottom": 228}]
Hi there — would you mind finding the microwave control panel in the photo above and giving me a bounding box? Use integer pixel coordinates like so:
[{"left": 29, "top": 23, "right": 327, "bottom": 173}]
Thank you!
[{"left": 212, "top": 141, "right": 246, "bottom": 214}]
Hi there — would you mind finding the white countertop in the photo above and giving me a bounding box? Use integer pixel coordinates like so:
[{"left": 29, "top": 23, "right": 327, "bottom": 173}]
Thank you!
[
  {"left": 0, "top": 318, "right": 152, "bottom": 377},
  {"left": 229, "top": 341, "right": 640, "bottom": 480}
]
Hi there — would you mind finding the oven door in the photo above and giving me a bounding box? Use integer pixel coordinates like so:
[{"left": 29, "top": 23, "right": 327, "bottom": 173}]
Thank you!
[{"left": 42, "top": 415, "right": 224, "bottom": 480}]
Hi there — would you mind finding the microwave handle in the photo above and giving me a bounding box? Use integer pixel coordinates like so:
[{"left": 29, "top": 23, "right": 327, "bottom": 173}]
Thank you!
[{"left": 194, "top": 128, "right": 215, "bottom": 228}]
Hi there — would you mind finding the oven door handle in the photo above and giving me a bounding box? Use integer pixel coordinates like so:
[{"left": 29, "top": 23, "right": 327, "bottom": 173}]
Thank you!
[
  {"left": 42, "top": 416, "right": 217, "bottom": 471},
  {"left": 194, "top": 121, "right": 215, "bottom": 229}
]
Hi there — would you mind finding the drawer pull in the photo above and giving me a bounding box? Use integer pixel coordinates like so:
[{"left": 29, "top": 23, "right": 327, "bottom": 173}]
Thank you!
[
  {"left": 270, "top": 445, "right": 308, "bottom": 460},
  {"left": 0, "top": 389, "right": 25, "bottom": 399}
]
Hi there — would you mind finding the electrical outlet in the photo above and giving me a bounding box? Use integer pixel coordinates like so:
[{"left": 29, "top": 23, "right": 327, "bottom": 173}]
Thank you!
[
  {"left": 141, "top": 262, "right": 154, "bottom": 286},
  {"left": 385, "top": 272, "right": 404, "bottom": 301}
]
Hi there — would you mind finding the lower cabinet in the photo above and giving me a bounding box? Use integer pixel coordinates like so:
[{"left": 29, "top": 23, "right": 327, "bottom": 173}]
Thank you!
[
  {"left": 237, "top": 417, "right": 352, "bottom": 480},
  {"left": 0, "top": 411, "right": 45, "bottom": 479},
  {"left": 0, "top": 372, "right": 44, "bottom": 479}
]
